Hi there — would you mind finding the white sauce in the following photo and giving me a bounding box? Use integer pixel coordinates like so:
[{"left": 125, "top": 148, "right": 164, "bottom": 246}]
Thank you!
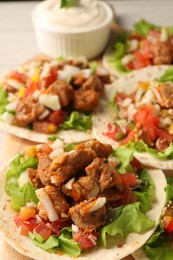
[{"left": 34, "top": 0, "right": 112, "bottom": 32}]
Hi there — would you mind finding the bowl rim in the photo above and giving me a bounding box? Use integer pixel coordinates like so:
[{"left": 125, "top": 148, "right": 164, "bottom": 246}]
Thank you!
[{"left": 32, "top": 1, "right": 114, "bottom": 35}]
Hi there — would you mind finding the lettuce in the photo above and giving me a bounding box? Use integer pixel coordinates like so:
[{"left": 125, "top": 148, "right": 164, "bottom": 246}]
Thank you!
[
  {"left": 60, "top": 0, "right": 79, "bottom": 8},
  {"left": 112, "top": 146, "right": 134, "bottom": 173},
  {"left": 0, "top": 87, "right": 8, "bottom": 116},
  {"left": 99, "top": 202, "right": 155, "bottom": 247},
  {"left": 29, "top": 227, "right": 81, "bottom": 256},
  {"left": 133, "top": 19, "right": 159, "bottom": 36},
  {"left": 127, "top": 140, "right": 173, "bottom": 160},
  {"left": 5, "top": 153, "right": 38, "bottom": 211},
  {"left": 61, "top": 111, "right": 92, "bottom": 131},
  {"left": 134, "top": 170, "right": 156, "bottom": 213},
  {"left": 157, "top": 67, "right": 173, "bottom": 82}
]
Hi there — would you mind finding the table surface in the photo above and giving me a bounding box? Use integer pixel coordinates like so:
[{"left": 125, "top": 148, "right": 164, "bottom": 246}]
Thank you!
[{"left": 0, "top": 1, "right": 173, "bottom": 259}]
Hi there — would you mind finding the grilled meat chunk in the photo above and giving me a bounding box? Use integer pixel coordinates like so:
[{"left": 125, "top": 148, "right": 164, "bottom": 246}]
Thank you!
[
  {"left": 82, "top": 75, "right": 103, "bottom": 93},
  {"left": 73, "top": 90, "right": 100, "bottom": 112},
  {"left": 27, "top": 168, "right": 44, "bottom": 189},
  {"left": 69, "top": 198, "right": 107, "bottom": 231},
  {"left": 47, "top": 80, "right": 73, "bottom": 108},
  {"left": 63, "top": 176, "right": 99, "bottom": 202},
  {"left": 13, "top": 97, "right": 44, "bottom": 126},
  {"left": 37, "top": 153, "right": 52, "bottom": 186},
  {"left": 155, "top": 83, "right": 173, "bottom": 108},
  {"left": 153, "top": 41, "right": 172, "bottom": 65},
  {"left": 76, "top": 140, "right": 113, "bottom": 158},
  {"left": 50, "top": 149, "right": 96, "bottom": 186}
]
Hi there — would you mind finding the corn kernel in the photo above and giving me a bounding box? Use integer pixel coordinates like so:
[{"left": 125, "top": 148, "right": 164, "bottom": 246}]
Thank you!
[
  {"left": 168, "top": 124, "right": 173, "bottom": 135},
  {"left": 138, "top": 81, "right": 149, "bottom": 90},
  {"left": 18, "top": 87, "right": 26, "bottom": 98},
  {"left": 19, "top": 207, "right": 36, "bottom": 220},
  {"left": 48, "top": 124, "right": 58, "bottom": 133},
  {"left": 161, "top": 109, "right": 168, "bottom": 118},
  {"left": 31, "top": 68, "right": 40, "bottom": 82},
  {"left": 25, "top": 146, "right": 37, "bottom": 157}
]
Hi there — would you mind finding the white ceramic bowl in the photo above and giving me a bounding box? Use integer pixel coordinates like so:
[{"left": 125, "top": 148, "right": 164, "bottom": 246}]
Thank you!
[{"left": 32, "top": 1, "right": 113, "bottom": 59}]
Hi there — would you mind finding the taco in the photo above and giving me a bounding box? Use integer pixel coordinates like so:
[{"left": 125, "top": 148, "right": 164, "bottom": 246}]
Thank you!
[
  {"left": 103, "top": 19, "right": 173, "bottom": 78},
  {"left": 0, "top": 139, "right": 166, "bottom": 259},
  {"left": 0, "top": 57, "right": 110, "bottom": 143},
  {"left": 132, "top": 177, "right": 173, "bottom": 260},
  {"left": 92, "top": 65, "right": 173, "bottom": 169}
]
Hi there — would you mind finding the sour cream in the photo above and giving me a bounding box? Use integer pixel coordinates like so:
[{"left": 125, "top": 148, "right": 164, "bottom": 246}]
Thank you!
[{"left": 34, "top": 0, "right": 112, "bottom": 32}]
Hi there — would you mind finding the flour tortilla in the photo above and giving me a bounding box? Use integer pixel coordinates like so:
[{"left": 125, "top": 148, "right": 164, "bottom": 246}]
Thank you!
[
  {"left": 0, "top": 153, "right": 167, "bottom": 260},
  {"left": 92, "top": 65, "right": 173, "bottom": 170},
  {"left": 0, "top": 120, "right": 94, "bottom": 143}
]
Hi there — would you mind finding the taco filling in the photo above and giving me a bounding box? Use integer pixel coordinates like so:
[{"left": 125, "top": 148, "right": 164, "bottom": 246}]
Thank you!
[
  {"left": 4, "top": 140, "right": 157, "bottom": 257},
  {"left": 107, "top": 19, "right": 173, "bottom": 74},
  {"left": 0, "top": 57, "right": 110, "bottom": 135},
  {"left": 102, "top": 73, "right": 173, "bottom": 159}
]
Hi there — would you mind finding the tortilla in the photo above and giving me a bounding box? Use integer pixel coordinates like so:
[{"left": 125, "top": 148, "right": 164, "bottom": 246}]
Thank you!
[
  {"left": 0, "top": 57, "right": 108, "bottom": 143},
  {"left": 92, "top": 65, "right": 173, "bottom": 170},
  {"left": 0, "top": 144, "right": 167, "bottom": 260}
]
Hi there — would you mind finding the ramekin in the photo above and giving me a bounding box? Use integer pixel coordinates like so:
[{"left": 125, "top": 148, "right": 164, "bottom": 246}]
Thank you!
[{"left": 31, "top": 1, "right": 113, "bottom": 59}]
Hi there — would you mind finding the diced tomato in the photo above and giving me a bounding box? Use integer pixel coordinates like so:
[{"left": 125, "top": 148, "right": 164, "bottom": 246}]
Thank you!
[
  {"left": 24, "top": 81, "right": 41, "bottom": 97},
  {"left": 48, "top": 110, "right": 66, "bottom": 126},
  {"left": 72, "top": 230, "right": 83, "bottom": 242},
  {"left": 148, "top": 30, "right": 160, "bottom": 39},
  {"left": 132, "top": 51, "right": 151, "bottom": 69},
  {"left": 13, "top": 214, "right": 38, "bottom": 236},
  {"left": 41, "top": 67, "right": 58, "bottom": 88},
  {"left": 119, "top": 129, "right": 136, "bottom": 146},
  {"left": 39, "top": 144, "right": 53, "bottom": 154},
  {"left": 73, "top": 231, "right": 99, "bottom": 251},
  {"left": 140, "top": 40, "right": 153, "bottom": 60},
  {"left": 34, "top": 223, "right": 52, "bottom": 241},
  {"left": 121, "top": 172, "right": 137, "bottom": 186},
  {"left": 102, "top": 123, "right": 124, "bottom": 141},
  {"left": 8, "top": 70, "right": 28, "bottom": 84},
  {"left": 133, "top": 105, "right": 159, "bottom": 127},
  {"left": 163, "top": 216, "right": 173, "bottom": 233},
  {"left": 130, "top": 157, "right": 142, "bottom": 174}
]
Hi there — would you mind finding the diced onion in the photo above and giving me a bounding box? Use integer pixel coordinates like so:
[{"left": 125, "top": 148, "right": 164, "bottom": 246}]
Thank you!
[
  {"left": 160, "top": 27, "right": 169, "bottom": 42},
  {"left": 88, "top": 197, "right": 106, "bottom": 212},
  {"left": 50, "top": 138, "right": 64, "bottom": 150},
  {"left": 38, "top": 109, "right": 50, "bottom": 120},
  {"left": 35, "top": 188, "right": 59, "bottom": 222},
  {"left": 72, "top": 224, "right": 79, "bottom": 233},
  {"left": 64, "top": 178, "right": 75, "bottom": 190},
  {"left": 49, "top": 148, "right": 65, "bottom": 159},
  {"left": 1, "top": 112, "right": 14, "bottom": 124},
  {"left": 5, "top": 101, "right": 18, "bottom": 112},
  {"left": 39, "top": 94, "right": 61, "bottom": 111},
  {"left": 121, "top": 54, "right": 134, "bottom": 66},
  {"left": 18, "top": 171, "right": 30, "bottom": 188},
  {"left": 6, "top": 79, "right": 24, "bottom": 90}
]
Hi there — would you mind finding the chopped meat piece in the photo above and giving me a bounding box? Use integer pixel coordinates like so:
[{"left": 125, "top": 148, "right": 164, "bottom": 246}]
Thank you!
[
  {"left": 82, "top": 75, "right": 103, "bottom": 93},
  {"left": 99, "top": 188, "right": 124, "bottom": 208},
  {"left": 153, "top": 41, "right": 172, "bottom": 65},
  {"left": 99, "top": 161, "right": 123, "bottom": 192},
  {"left": 37, "top": 153, "right": 52, "bottom": 186},
  {"left": 69, "top": 198, "right": 107, "bottom": 231},
  {"left": 85, "top": 158, "right": 123, "bottom": 192},
  {"left": 27, "top": 168, "right": 44, "bottom": 189},
  {"left": 47, "top": 80, "right": 73, "bottom": 108},
  {"left": 96, "top": 68, "right": 110, "bottom": 84},
  {"left": 72, "top": 72, "right": 86, "bottom": 87},
  {"left": 3, "top": 83, "right": 17, "bottom": 93},
  {"left": 76, "top": 140, "right": 113, "bottom": 158},
  {"left": 50, "top": 149, "right": 96, "bottom": 186},
  {"left": 73, "top": 89, "right": 100, "bottom": 112},
  {"left": 155, "top": 83, "right": 173, "bottom": 108},
  {"left": 13, "top": 96, "right": 44, "bottom": 126},
  {"left": 63, "top": 176, "right": 99, "bottom": 201},
  {"left": 45, "top": 186, "right": 70, "bottom": 215}
]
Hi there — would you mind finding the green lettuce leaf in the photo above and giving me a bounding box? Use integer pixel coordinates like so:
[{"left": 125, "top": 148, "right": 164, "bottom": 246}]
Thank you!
[
  {"left": 112, "top": 146, "right": 134, "bottom": 173},
  {"left": 5, "top": 154, "right": 38, "bottom": 211},
  {"left": 133, "top": 19, "right": 159, "bottom": 36},
  {"left": 99, "top": 202, "right": 155, "bottom": 247},
  {"left": 0, "top": 87, "right": 8, "bottom": 116},
  {"left": 61, "top": 111, "right": 92, "bottom": 131},
  {"left": 134, "top": 170, "right": 156, "bottom": 213},
  {"left": 127, "top": 140, "right": 173, "bottom": 160},
  {"left": 28, "top": 232, "right": 59, "bottom": 251},
  {"left": 157, "top": 67, "right": 173, "bottom": 82}
]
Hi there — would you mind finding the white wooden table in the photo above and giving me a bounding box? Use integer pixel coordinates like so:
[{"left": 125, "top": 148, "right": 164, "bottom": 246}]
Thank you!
[{"left": 0, "top": 1, "right": 173, "bottom": 259}]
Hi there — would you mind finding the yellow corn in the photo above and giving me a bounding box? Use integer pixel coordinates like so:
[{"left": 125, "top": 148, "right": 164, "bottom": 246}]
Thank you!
[
  {"left": 25, "top": 146, "right": 37, "bottom": 157},
  {"left": 48, "top": 124, "right": 58, "bottom": 133},
  {"left": 31, "top": 68, "right": 40, "bottom": 82},
  {"left": 19, "top": 207, "right": 36, "bottom": 220},
  {"left": 161, "top": 109, "right": 168, "bottom": 118},
  {"left": 18, "top": 87, "right": 26, "bottom": 98},
  {"left": 138, "top": 81, "right": 149, "bottom": 91},
  {"left": 168, "top": 124, "right": 173, "bottom": 135}
]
